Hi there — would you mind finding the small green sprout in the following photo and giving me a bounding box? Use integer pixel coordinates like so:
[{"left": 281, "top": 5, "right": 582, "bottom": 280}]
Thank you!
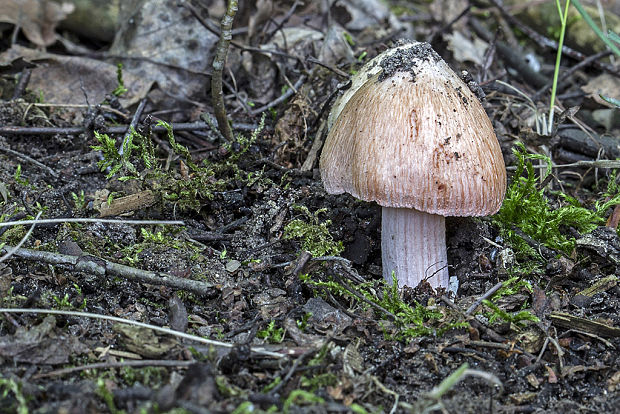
[
  {"left": 113, "top": 63, "right": 128, "bottom": 96},
  {"left": 257, "top": 320, "right": 284, "bottom": 343},
  {"left": 71, "top": 190, "right": 87, "bottom": 211},
  {"left": 53, "top": 293, "right": 71, "bottom": 308},
  {"left": 343, "top": 32, "right": 355, "bottom": 46},
  {"left": 283, "top": 390, "right": 324, "bottom": 413},
  {"left": 0, "top": 376, "right": 28, "bottom": 414},
  {"left": 296, "top": 312, "right": 312, "bottom": 331},
  {"left": 13, "top": 165, "right": 29, "bottom": 186}
]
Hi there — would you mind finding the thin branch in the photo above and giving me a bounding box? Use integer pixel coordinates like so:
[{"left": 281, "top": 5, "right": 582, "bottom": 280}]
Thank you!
[
  {"left": 0, "top": 146, "right": 59, "bottom": 178},
  {"left": 1, "top": 245, "right": 213, "bottom": 296},
  {"left": 119, "top": 98, "right": 148, "bottom": 156},
  {"left": 0, "top": 121, "right": 261, "bottom": 137},
  {"left": 0, "top": 212, "right": 41, "bottom": 262},
  {"left": 0, "top": 308, "right": 285, "bottom": 359},
  {"left": 465, "top": 281, "right": 504, "bottom": 315},
  {"left": 34, "top": 359, "right": 195, "bottom": 379},
  {"left": 211, "top": 0, "right": 238, "bottom": 141},
  {"left": 0, "top": 218, "right": 184, "bottom": 227},
  {"left": 249, "top": 75, "right": 306, "bottom": 116},
  {"left": 487, "top": 0, "right": 619, "bottom": 76}
]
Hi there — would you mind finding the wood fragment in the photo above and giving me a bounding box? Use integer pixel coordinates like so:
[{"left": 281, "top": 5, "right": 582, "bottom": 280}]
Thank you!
[
  {"left": 2, "top": 245, "right": 215, "bottom": 296},
  {"left": 577, "top": 276, "right": 618, "bottom": 297},
  {"left": 99, "top": 190, "right": 157, "bottom": 217},
  {"left": 550, "top": 311, "right": 620, "bottom": 338}
]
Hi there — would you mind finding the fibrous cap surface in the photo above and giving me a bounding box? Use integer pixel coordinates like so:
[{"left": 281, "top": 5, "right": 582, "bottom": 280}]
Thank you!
[{"left": 320, "top": 41, "right": 507, "bottom": 216}]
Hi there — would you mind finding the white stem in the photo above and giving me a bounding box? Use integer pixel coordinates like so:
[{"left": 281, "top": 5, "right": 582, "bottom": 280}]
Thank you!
[{"left": 381, "top": 207, "right": 449, "bottom": 289}]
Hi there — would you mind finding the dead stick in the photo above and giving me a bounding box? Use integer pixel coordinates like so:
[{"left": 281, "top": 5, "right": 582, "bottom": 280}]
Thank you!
[
  {"left": 2, "top": 246, "right": 214, "bottom": 296},
  {"left": 211, "top": 0, "right": 238, "bottom": 142}
]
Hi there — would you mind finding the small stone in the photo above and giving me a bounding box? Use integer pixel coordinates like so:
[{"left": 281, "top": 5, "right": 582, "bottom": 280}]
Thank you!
[{"left": 225, "top": 260, "right": 241, "bottom": 273}]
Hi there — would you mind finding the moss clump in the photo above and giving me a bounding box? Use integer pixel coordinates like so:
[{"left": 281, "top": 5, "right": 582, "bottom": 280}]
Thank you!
[
  {"left": 283, "top": 206, "right": 344, "bottom": 257},
  {"left": 494, "top": 143, "right": 620, "bottom": 259},
  {"left": 301, "top": 273, "right": 453, "bottom": 340},
  {"left": 92, "top": 118, "right": 267, "bottom": 213}
]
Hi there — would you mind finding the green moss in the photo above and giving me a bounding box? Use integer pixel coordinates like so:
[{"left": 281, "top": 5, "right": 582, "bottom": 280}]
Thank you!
[
  {"left": 257, "top": 320, "right": 284, "bottom": 343},
  {"left": 0, "top": 376, "right": 28, "bottom": 414},
  {"left": 494, "top": 143, "right": 620, "bottom": 261},
  {"left": 300, "top": 273, "right": 446, "bottom": 340},
  {"left": 92, "top": 118, "right": 268, "bottom": 213},
  {"left": 283, "top": 206, "right": 344, "bottom": 257},
  {"left": 480, "top": 277, "right": 539, "bottom": 327}
]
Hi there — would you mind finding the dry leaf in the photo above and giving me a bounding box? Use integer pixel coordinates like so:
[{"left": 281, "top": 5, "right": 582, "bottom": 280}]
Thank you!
[
  {"left": 446, "top": 31, "right": 488, "bottom": 66},
  {"left": 582, "top": 73, "right": 620, "bottom": 108},
  {"left": 0, "top": 44, "right": 153, "bottom": 109},
  {"left": 0, "top": 0, "right": 75, "bottom": 47}
]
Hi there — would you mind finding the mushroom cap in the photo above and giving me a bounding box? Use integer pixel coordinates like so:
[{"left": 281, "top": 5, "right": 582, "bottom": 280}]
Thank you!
[{"left": 320, "top": 42, "right": 507, "bottom": 217}]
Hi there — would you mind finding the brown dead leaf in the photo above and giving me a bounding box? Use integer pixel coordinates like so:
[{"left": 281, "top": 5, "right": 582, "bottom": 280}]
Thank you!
[
  {"left": 0, "top": 315, "right": 89, "bottom": 364},
  {"left": 0, "top": 0, "right": 75, "bottom": 47},
  {"left": 0, "top": 44, "right": 152, "bottom": 109},
  {"left": 273, "top": 92, "right": 315, "bottom": 167},
  {"left": 113, "top": 324, "right": 177, "bottom": 358},
  {"left": 582, "top": 73, "right": 620, "bottom": 108}
]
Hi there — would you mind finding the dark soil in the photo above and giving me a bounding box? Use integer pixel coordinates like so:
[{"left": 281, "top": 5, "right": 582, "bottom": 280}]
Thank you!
[{"left": 0, "top": 1, "right": 619, "bottom": 414}]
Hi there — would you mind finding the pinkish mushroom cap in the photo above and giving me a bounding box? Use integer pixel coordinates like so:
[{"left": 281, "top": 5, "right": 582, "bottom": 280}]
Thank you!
[{"left": 320, "top": 41, "right": 506, "bottom": 289}]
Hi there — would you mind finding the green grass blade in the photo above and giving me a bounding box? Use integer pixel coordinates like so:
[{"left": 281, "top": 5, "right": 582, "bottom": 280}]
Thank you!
[
  {"left": 600, "top": 94, "right": 620, "bottom": 108},
  {"left": 572, "top": 0, "right": 620, "bottom": 56}
]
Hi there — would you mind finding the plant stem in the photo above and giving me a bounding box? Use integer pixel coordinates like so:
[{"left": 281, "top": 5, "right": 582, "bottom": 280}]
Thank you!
[
  {"left": 211, "top": 0, "right": 237, "bottom": 142},
  {"left": 572, "top": 0, "right": 620, "bottom": 57},
  {"left": 548, "top": 0, "right": 571, "bottom": 133}
]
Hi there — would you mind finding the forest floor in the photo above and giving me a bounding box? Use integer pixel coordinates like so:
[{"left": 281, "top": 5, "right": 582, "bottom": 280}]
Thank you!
[{"left": 0, "top": 0, "right": 619, "bottom": 413}]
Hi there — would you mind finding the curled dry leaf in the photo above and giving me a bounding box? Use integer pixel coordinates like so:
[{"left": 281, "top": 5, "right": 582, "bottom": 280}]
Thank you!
[{"left": 0, "top": 0, "right": 75, "bottom": 47}]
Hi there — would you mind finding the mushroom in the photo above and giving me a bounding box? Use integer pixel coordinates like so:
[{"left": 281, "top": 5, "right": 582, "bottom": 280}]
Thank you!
[{"left": 320, "top": 41, "right": 506, "bottom": 289}]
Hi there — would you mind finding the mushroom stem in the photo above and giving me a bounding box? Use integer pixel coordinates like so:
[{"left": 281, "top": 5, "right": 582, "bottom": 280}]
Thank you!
[{"left": 381, "top": 207, "right": 449, "bottom": 289}]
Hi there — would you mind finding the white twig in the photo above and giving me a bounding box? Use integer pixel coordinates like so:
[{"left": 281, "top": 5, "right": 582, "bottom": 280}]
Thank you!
[
  {"left": 0, "top": 218, "right": 184, "bottom": 227},
  {"left": 0, "top": 308, "right": 286, "bottom": 359},
  {"left": 0, "top": 211, "right": 41, "bottom": 262}
]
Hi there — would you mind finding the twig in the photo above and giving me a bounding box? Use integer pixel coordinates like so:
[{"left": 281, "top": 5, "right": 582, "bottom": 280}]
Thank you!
[
  {"left": 211, "top": 0, "right": 238, "bottom": 142},
  {"left": 0, "top": 212, "right": 41, "bottom": 262},
  {"left": 0, "top": 121, "right": 261, "bottom": 136},
  {"left": 249, "top": 75, "right": 306, "bottom": 116},
  {"left": 470, "top": 17, "right": 549, "bottom": 88},
  {"left": 34, "top": 359, "right": 195, "bottom": 379},
  {"left": 331, "top": 264, "right": 398, "bottom": 320},
  {"left": 306, "top": 57, "right": 350, "bottom": 78},
  {"left": 264, "top": 0, "right": 301, "bottom": 42},
  {"left": 267, "top": 347, "right": 317, "bottom": 395},
  {"left": 32, "top": 103, "right": 128, "bottom": 118},
  {"left": 0, "top": 146, "right": 59, "bottom": 178},
  {"left": 487, "top": 0, "right": 619, "bottom": 76},
  {"left": 119, "top": 98, "right": 148, "bottom": 156},
  {"left": 0, "top": 308, "right": 285, "bottom": 359},
  {"left": 11, "top": 68, "right": 32, "bottom": 100},
  {"left": 0, "top": 218, "right": 184, "bottom": 227},
  {"left": 440, "top": 295, "right": 506, "bottom": 343},
  {"left": 507, "top": 159, "right": 620, "bottom": 170},
  {"left": 426, "top": 4, "right": 472, "bottom": 44},
  {"left": 1, "top": 245, "right": 213, "bottom": 296},
  {"left": 532, "top": 50, "right": 612, "bottom": 101},
  {"left": 465, "top": 281, "right": 503, "bottom": 315}
]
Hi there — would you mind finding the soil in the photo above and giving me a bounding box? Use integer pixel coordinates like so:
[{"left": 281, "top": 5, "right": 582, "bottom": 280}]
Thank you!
[{"left": 0, "top": 1, "right": 619, "bottom": 414}]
